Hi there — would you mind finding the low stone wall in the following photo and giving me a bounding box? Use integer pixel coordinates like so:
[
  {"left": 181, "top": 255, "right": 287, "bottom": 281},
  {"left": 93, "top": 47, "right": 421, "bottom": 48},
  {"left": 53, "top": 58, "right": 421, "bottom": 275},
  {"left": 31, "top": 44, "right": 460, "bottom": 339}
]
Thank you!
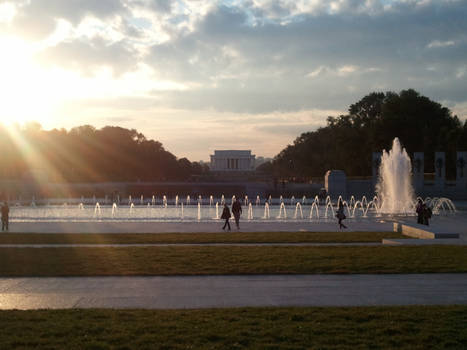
[{"left": 393, "top": 222, "right": 459, "bottom": 239}]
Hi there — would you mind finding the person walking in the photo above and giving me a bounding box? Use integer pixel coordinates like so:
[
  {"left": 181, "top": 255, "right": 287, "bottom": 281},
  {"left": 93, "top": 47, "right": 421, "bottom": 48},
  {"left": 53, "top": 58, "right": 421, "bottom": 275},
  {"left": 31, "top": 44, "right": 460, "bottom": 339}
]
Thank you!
[
  {"left": 1, "top": 202, "right": 9, "bottom": 231},
  {"left": 232, "top": 197, "right": 242, "bottom": 230},
  {"left": 336, "top": 202, "right": 347, "bottom": 229},
  {"left": 221, "top": 203, "right": 231, "bottom": 231}
]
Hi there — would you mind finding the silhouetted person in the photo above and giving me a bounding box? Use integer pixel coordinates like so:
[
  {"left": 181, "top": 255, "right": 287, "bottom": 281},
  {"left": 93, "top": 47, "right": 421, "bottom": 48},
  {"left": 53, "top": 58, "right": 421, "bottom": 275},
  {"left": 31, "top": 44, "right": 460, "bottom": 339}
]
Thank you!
[
  {"left": 232, "top": 197, "right": 242, "bottom": 230},
  {"left": 423, "top": 205, "right": 432, "bottom": 226},
  {"left": 416, "top": 199, "right": 424, "bottom": 224},
  {"left": 1, "top": 202, "right": 9, "bottom": 231},
  {"left": 336, "top": 202, "right": 347, "bottom": 229},
  {"left": 221, "top": 204, "right": 231, "bottom": 231}
]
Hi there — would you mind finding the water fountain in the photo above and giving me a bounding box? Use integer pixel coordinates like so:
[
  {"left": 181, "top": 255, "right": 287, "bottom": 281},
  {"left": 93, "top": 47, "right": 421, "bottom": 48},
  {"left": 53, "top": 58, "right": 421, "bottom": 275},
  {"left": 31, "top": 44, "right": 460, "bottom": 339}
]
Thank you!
[
  {"left": 111, "top": 203, "right": 117, "bottom": 217},
  {"left": 294, "top": 202, "right": 303, "bottom": 219},
  {"left": 247, "top": 203, "right": 253, "bottom": 220},
  {"left": 263, "top": 202, "right": 270, "bottom": 219},
  {"left": 94, "top": 203, "right": 101, "bottom": 218},
  {"left": 324, "top": 199, "right": 335, "bottom": 218},
  {"left": 7, "top": 137, "right": 458, "bottom": 223},
  {"left": 277, "top": 202, "right": 287, "bottom": 219},
  {"left": 309, "top": 199, "right": 319, "bottom": 219},
  {"left": 7, "top": 192, "right": 457, "bottom": 222},
  {"left": 349, "top": 196, "right": 356, "bottom": 208},
  {"left": 376, "top": 137, "right": 414, "bottom": 214}
]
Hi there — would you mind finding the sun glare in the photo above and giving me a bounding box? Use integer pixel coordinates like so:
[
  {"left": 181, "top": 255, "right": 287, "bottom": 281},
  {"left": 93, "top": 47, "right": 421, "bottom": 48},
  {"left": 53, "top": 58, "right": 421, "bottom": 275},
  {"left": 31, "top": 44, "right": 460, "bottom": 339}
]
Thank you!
[
  {"left": 0, "top": 35, "right": 189, "bottom": 128},
  {"left": 0, "top": 37, "right": 55, "bottom": 125}
]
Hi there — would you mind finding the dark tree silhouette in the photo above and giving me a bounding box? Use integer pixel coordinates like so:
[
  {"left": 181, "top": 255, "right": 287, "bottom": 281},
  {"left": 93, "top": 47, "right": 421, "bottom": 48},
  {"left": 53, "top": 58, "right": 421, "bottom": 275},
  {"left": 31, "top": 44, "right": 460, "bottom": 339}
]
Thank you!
[
  {"left": 270, "top": 89, "right": 466, "bottom": 178},
  {"left": 0, "top": 123, "right": 208, "bottom": 182}
]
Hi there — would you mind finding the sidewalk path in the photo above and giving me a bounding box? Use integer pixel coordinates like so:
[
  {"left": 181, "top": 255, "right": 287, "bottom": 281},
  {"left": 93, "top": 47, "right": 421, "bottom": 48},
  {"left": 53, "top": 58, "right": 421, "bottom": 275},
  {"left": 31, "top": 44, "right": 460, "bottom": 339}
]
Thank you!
[
  {"left": 8, "top": 220, "right": 394, "bottom": 234},
  {"left": 0, "top": 242, "right": 382, "bottom": 248},
  {"left": 1, "top": 274, "right": 466, "bottom": 310}
]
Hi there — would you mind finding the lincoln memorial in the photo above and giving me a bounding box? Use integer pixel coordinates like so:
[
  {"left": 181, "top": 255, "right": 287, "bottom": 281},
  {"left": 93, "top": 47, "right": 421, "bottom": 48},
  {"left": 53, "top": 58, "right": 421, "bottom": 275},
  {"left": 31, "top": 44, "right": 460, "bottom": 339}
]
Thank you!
[{"left": 210, "top": 150, "right": 256, "bottom": 172}]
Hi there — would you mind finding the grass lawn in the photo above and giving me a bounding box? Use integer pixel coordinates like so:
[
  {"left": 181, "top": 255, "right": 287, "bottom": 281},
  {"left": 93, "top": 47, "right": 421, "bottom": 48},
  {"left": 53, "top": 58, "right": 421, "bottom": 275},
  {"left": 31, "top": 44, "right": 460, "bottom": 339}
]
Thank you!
[
  {"left": 0, "top": 231, "right": 405, "bottom": 244},
  {"left": 0, "top": 245, "right": 466, "bottom": 276},
  {"left": 0, "top": 306, "right": 465, "bottom": 349}
]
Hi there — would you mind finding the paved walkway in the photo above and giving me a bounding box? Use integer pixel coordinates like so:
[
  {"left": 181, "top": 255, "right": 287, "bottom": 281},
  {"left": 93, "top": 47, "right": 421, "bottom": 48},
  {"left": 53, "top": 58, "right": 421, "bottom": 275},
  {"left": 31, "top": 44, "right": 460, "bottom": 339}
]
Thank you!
[
  {"left": 0, "top": 242, "right": 382, "bottom": 248},
  {"left": 1, "top": 274, "right": 466, "bottom": 310},
  {"left": 7, "top": 220, "right": 394, "bottom": 234}
]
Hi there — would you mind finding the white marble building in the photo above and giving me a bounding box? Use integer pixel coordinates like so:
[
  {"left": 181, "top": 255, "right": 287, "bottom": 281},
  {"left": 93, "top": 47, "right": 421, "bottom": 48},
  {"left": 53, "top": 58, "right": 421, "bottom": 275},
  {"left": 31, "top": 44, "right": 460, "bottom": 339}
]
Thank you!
[{"left": 210, "top": 150, "right": 256, "bottom": 172}]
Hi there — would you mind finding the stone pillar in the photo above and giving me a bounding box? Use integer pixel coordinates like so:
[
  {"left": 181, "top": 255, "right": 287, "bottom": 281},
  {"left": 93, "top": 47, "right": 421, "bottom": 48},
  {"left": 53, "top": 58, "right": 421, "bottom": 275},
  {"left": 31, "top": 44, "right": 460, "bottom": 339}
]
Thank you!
[
  {"left": 372, "top": 152, "right": 382, "bottom": 188},
  {"left": 457, "top": 151, "right": 467, "bottom": 189},
  {"left": 413, "top": 152, "right": 424, "bottom": 193},
  {"left": 434, "top": 152, "right": 445, "bottom": 190},
  {"left": 325, "top": 170, "right": 347, "bottom": 199}
]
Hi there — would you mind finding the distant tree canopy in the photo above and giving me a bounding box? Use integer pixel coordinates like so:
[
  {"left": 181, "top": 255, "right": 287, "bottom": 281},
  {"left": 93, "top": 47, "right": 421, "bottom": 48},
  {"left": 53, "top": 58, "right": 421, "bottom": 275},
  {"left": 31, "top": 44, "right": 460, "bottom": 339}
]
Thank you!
[
  {"left": 267, "top": 89, "right": 467, "bottom": 178},
  {"left": 0, "top": 124, "right": 209, "bottom": 182}
]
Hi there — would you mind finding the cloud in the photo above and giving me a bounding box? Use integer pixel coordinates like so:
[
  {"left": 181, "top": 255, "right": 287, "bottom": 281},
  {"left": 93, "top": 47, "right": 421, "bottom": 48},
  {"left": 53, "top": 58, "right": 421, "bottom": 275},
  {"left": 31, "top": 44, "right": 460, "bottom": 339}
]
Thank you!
[
  {"left": 306, "top": 66, "right": 328, "bottom": 78},
  {"left": 149, "top": 0, "right": 173, "bottom": 13},
  {"left": 337, "top": 65, "right": 359, "bottom": 76},
  {"left": 456, "top": 66, "right": 466, "bottom": 79},
  {"left": 6, "top": 0, "right": 127, "bottom": 40},
  {"left": 3, "top": 0, "right": 467, "bottom": 160},
  {"left": 36, "top": 37, "right": 138, "bottom": 76},
  {"left": 139, "top": 1, "right": 466, "bottom": 114},
  {"left": 427, "top": 40, "right": 456, "bottom": 49}
]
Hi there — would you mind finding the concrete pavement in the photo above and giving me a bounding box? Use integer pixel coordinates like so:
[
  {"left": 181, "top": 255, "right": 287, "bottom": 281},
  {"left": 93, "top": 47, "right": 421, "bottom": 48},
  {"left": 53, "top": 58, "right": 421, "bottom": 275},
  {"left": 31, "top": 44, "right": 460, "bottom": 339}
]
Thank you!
[
  {"left": 0, "top": 242, "right": 382, "bottom": 248},
  {"left": 7, "top": 220, "right": 395, "bottom": 234},
  {"left": 1, "top": 274, "right": 466, "bottom": 310}
]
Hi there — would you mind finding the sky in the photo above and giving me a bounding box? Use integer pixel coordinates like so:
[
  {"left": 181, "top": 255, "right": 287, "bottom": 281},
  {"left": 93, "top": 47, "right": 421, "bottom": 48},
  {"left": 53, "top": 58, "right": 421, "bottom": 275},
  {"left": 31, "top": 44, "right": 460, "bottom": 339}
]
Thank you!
[{"left": 0, "top": 0, "right": 466, "bottom": 161}]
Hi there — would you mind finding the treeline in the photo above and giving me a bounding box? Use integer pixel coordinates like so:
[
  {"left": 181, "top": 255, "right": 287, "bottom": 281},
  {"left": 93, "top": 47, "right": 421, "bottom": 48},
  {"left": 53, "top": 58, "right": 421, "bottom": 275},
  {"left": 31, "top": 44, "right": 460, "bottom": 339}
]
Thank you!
[
  {"left": 0, "top": 124, "right": 208, "bottom": 182},
  {"left": 259, "top": 89, "right": 467, "bottom": 178}
]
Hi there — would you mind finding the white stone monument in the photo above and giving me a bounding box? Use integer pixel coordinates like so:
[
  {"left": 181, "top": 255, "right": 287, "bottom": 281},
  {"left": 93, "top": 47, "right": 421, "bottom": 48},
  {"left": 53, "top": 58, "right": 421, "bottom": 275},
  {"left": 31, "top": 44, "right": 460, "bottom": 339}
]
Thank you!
[{"left": 209, "top": 150, "right": 256, "bottom": 172}]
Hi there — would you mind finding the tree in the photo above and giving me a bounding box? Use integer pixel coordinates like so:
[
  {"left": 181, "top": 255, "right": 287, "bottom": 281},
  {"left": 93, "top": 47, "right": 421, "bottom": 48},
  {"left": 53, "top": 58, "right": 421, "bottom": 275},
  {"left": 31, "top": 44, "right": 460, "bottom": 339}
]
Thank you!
[
  {"left": 0, "top": 123, "right": 201, "bottom": 182},
  {"left": 270, "top": 89, "right": 463, "bottom": 177}
]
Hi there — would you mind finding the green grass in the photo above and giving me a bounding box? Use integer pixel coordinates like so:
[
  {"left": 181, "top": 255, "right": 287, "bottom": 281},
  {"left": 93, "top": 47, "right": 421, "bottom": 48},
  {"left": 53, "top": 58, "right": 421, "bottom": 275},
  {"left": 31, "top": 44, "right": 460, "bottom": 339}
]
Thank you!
[
  {"left": 0, "top": 231, "right": 405, "bottom": 244},
  {"left": 0, "top": 245, "right": 466, "bottom": 276},
  {"left": 0, "top": 306, "right": 465, "bottom": 349}
]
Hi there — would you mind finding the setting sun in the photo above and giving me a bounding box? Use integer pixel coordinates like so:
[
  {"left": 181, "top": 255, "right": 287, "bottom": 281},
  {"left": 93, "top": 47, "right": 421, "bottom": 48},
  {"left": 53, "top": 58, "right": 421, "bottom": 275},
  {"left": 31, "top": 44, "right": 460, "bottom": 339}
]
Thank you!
[{"left": 0, "top": 37, "right": 55, "bottom": 125}]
